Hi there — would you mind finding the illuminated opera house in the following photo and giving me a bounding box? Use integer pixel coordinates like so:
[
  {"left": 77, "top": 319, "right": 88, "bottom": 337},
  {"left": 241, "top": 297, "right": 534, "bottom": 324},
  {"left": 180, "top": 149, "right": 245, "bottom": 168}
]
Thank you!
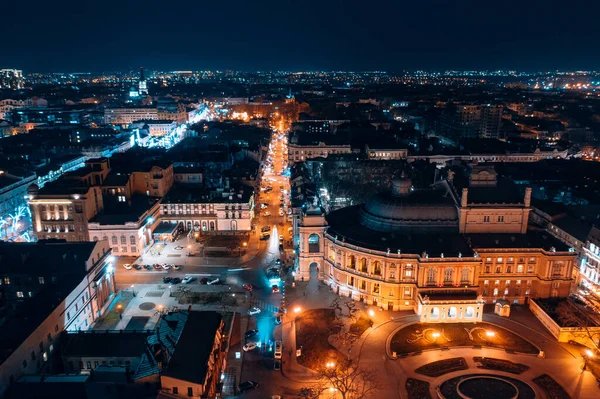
[{"left": 296, "top": 166, "right": 576, "bottom": 323}]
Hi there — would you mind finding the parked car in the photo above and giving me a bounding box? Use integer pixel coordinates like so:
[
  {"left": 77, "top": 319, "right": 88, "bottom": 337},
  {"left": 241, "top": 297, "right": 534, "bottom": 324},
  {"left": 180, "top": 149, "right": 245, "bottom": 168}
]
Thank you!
[
  {"left": 171, "top": 277, "right": 182, "bottom": 284},
  {"left": 278, "top": 235, "right": 284, "bottom": 242},
  {"left": 144, "top": 264, "right": 153, "bottom": 271},
  {"left": 174, "top": 246, "right": 183, "bottom": 250},
  {"left": 275, "top": 259, "right": 281, "bottom": 265},
  {"left": 133, "top": 264, "right": 142, "bottom": 270},
  {"left": 243, "top": 342, "right": 258, "bottom": 352},
  {"left": 153, "top": 264, "right": 162, "bottom": 270},
  {"left": 172, "top": 265, "right": 181, "bottom": 270},
  {"left": 248, "top": 307, "right": 261, "bottom": 316},
  {"left": 238, "top": 381, "right": 258, "bottom": 392},
  {"left": 122, "top": 264, "right": 132, "bottom": 270},
  {"left": 243, "top": 284, "right": 253, "bottom": 292},
  {"left": 161, "top": 263, "right": 171, "bottom": 270},
  {"left": 261, "top": 225, "right": 271, "bottom": 233},
  {"left": 244, "top": 329, "right": 259, "bottom": 339},
  {"left": 163, "top": 277, "right": 172, "bottom": 283},
  {"left": 207, "top": 277, "right": 219, "bottom": 285},
  {"left": 264, "top": 211, "right": 271, "bottom": 217},
  {"left": 182, "top": 276, "right": 193, "bottom": 284},
  {"left": 274, "top": 341, "right": 282, "bottom": 359},
  {"left": 273, "top": 361, "right": 281, "bottom": 371}
]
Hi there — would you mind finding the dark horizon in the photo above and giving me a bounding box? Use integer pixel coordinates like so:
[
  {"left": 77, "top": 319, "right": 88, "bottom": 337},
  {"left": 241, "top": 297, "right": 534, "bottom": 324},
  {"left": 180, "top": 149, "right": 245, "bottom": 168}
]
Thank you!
[{"left": 1, "top": 0, "right": 597, "bottom": 73}]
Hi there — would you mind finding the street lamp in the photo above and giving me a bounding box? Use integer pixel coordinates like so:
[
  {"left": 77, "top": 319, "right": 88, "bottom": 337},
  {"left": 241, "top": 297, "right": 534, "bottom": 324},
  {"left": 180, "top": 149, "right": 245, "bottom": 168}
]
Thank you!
[
  {"left": 116, "top": 304, "right": 123, "bottom": 319},
  {"left": 326, "top": 361, "right": 335, "bottom": 368},
  {"left": 187, "top": 245, "right": 191, "bottom": 256},
  {"left": 368, "top": 309, "right": 375, "bottom": 317},
  {"left": 294, "top": 306, "right": 301, "bottom": 314},
  {"left": 485, "top": 330, "right": 495, "bottom": 337},
  {"left": 431, "top": 332, "right": 441, "bottom": 339},
  {"left": 131, "top": 284, "right": 136, "bottom": 297}
]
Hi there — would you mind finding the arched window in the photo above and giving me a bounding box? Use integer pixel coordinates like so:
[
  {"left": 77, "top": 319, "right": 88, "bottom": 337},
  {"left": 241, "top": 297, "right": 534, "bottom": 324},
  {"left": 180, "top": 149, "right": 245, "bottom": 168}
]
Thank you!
[
  {"left": 427, "top": 268, "right": 436, "bottom": 284},
  {"left": 92, "top": 236, "right": 98, "bottom": 241},
  {"left": 231, "top": 220, "right": 237, "bottom": 230},
  {"left": 348, "top": 255, "right": 356, "bottom": 269},
  {"left": 202, "top": 221, "right": 207, "bottom": 231},
  {"left": 360, "top": 258, "right": 367, "bottom": 273},
  {"left": 209, "top": 221, "right": 215, "bottom": 231},
  {"left": 308, "top": 234, "right": 320, "bottom": 253},
  {"left": 461, "top": 268, "right": 469, "bottom": 282},
  {"left": 111, "top": 236, "right": 118, "bottom": 245},
  {"left": 493, "top": 288, "right": 499, "bottom": 296},
  {"left": 444, "top": 268, "right": 453, "bottom": 283},
  {"left": 120, "top": 235, "right": 126, "bottom": 245},
  {"left": 130, "top": 235, "right": 136, "bottom": 245},
  {"left": 372, "top": 261, "right": 382, "bottom": 276}
]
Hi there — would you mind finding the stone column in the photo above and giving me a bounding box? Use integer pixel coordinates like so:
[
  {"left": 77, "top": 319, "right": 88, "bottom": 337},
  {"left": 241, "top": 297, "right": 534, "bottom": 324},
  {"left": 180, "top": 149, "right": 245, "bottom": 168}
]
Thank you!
[{"left": 34, "top": 204, "right": 42, "bottom": 233}]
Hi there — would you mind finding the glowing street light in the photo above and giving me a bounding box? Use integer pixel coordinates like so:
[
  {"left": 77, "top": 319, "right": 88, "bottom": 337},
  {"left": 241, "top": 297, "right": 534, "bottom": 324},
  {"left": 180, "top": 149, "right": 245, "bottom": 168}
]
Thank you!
[
  {"left": 131, "top": 284, "right": 136, "bottom": 297},
  {"left": 586, "top": 349, "right": 594, "bottom": 358},
  {"left": 431, "top": 332, "right": 441, "bottom": 338},
  {"left": 326, "top": 361, "right": 335, "bottom": 368},
  {"left": 368, "top": 309, "right": 375, "bottom": 317},
  {"left": 485, "top": 330, "right": 495, "bottom": 337},
  {"left": 294, "top": 306, "right": 301, "bottom": 314}
]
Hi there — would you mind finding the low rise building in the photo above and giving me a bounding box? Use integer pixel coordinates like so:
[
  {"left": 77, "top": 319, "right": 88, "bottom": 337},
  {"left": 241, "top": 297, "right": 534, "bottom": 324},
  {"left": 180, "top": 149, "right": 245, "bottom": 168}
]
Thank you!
[{"left": 104, "top": 106, "right": 158, "bottom": 125}]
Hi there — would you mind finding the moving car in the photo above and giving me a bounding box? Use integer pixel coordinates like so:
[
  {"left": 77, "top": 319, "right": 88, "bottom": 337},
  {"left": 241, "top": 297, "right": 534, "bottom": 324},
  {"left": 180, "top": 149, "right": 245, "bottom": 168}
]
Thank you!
[
  {"left": 182, "top": 276, "right": 193, "bottom": 284},
  {"left": 271, "top": 285, "right": 280, "bottom": 293},
  {"left": 243, "top": 342, "right": 258, "bottom": 352},
  {"left": 279, "top": 235, "right": 284, "bottom": 241},
  {"left": 243, "top": 283, "right": 253, "bottom": 292},
  {"left": 238, "top": 381, "right": 259, "bottom": 392},
  {"left": 261, "top": 225, "right": 271, "bottom": 233},
  {"left": 248, "top": 307, "right": 261, "bottom": 316},
  {"left": 122, "top": 264, "right": 132, "bottom": 270},
  {"left": 278, "top": 209, "right": 284, "bottom": 216},
  {"left": 264, "top": 211, "right": 271, "bottom": 217},
  {"left": 275, "top": 315, "right": 282, "bottom": 325},
  {"left": 207, "top": 277, "right": 220, "bottom": 285},
  {"left": 260, "top": 232, "right": 271, "bottom": 240},
  {"left": 244, "top": 329, "right": 259, "bottom": 339}
]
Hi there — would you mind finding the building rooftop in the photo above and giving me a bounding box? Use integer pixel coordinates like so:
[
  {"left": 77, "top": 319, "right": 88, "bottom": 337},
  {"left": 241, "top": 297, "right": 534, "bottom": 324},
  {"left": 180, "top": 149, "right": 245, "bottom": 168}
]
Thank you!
[
  {"left": 161, "top": 312, "right": 222, "bottom": 385},
  {"left": 102, "top": 172, "right": 131, "bottom": 187},
  {"left": 61, "top": 331, "right": 152, "bottom": 358},
  {"left": 89, "top": 196, "right": 159, "bottom": 225}
]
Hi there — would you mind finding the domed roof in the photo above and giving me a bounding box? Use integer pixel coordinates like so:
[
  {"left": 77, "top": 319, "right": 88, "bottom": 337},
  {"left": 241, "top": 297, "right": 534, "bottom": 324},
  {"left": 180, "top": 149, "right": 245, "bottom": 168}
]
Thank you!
[{"left": 360, "top": 179, "right": 458, "bottom": 232}]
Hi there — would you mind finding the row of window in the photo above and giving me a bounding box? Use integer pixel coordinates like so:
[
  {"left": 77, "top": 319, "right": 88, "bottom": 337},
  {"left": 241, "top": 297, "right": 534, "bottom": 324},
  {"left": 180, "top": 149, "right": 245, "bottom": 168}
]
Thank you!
[
  {"left": 1, "top": 276, "right": 54, "bottom": 285},
  {"left": 482, "top": 216, "right": 505, "bottom": 222}
]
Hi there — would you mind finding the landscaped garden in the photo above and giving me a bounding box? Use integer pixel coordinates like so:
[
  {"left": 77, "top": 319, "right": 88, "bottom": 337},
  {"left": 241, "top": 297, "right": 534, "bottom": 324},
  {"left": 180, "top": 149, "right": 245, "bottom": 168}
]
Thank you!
[
  {"left": 405, "top": 378, "right": 432, "bottom": 399},
  {"left": 295, "top": 308, "right": 347, "bottom": 370},
  {"left": 473, "top": 357, "right": 529, "bottom": 374},
  {"left": 390, "top": 322, "right": 539, "bottom": 355},
  {"left": 349, "top": 316, "right": 373, "bottom": 337},
  {"left": 533, "top": 374, "right": 571, "bottom": 399},
  {"left": 415, "top": 358, "right": 468, "bottom": 377}
]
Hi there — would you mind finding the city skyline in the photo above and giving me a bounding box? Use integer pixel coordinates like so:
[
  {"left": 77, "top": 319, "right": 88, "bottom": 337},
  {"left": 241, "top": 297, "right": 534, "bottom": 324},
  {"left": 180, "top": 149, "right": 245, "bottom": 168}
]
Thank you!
[{"left": 1, "top": 0, "right": 598, "bottom": 72}]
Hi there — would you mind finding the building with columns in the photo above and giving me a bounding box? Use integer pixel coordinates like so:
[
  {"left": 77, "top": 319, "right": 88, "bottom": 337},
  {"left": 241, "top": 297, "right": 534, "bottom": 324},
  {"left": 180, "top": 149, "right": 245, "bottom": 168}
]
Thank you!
[{"left": 296, "top": 168, "right": 575, "bottom": 322}]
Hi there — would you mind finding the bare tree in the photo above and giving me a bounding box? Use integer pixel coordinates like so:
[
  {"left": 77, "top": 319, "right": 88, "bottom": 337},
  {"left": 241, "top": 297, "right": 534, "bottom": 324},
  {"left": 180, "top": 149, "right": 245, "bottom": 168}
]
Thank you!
[
  {"left": 556, "top": 300, "right": 600, "bottom": 350},
  {"left": 329, "top": 297, "right": 363, "bottom": 359},
  {"left": 303, "top": 359, "right": 380, "bottom": 399}
]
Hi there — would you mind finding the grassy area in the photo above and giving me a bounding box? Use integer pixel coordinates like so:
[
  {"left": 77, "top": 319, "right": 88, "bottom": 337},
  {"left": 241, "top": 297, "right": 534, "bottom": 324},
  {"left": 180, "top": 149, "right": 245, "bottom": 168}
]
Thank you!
[
  {"left": 295, "top": 308, "right": 346, "bottom": 370},
  {"left": 473, "top": 357, "right": 529, "bottom": 374},
  {"left": 349, "top": 316, "right": 373, "bottom": 337},
  {"left": 415, "top": 358, "right": 468, "bottom": 377},
  {"left": 92, "top": 294, "right": 134, "bottom": 330},
  {"left": 390, "top": 322, "right": 538, "bottom": 355},
  {"left": 533, "top": 374, "right": 572, "bottom": 399},
  {"left": 405, "top": 378, "right": 432, "bottom": 399}
]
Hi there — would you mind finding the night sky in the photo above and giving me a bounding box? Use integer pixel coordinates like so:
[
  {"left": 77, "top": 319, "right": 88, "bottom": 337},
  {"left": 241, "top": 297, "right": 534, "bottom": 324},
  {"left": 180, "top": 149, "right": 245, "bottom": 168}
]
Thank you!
[{"left": 1, "top": 0, "right": 597, "bottom": 72}]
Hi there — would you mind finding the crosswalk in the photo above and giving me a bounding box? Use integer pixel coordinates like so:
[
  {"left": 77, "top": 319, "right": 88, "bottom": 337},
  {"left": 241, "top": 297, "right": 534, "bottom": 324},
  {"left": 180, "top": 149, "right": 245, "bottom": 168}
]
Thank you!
[{"left": 249, "top": 298, "right": 280, "bottom": 314}]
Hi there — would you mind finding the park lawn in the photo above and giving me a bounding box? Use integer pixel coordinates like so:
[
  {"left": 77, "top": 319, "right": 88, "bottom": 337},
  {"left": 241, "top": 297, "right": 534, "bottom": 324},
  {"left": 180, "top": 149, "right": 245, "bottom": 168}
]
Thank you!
[
  {"left": 349, "top": 316, "right": 373, "bottom": 337},
  {"left": 295, "top": 308, "right": 347, "bottom": 370},
  {"left": 390, "top": 322, "right": 538, "bottom": 355}
]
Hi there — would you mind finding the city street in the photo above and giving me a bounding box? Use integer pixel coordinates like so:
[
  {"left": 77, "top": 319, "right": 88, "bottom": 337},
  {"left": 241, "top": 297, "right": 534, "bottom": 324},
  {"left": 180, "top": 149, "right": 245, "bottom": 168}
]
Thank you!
[{"left": 107, "top": 125, "right": 294, "bottom": 398}]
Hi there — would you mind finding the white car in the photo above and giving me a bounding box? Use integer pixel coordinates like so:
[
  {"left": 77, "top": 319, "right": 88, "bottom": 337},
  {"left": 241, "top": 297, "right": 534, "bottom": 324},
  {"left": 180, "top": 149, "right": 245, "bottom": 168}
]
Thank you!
[
  {"left": 161, "top": 264, "right": 171, "bottom": 270},
  {"left": 248, "top": 307, "right": 261, "bottom": 316},
  {"left": 207, "top": 277, "right": 220, "bottom": 285},
  {"left": 122, "top": 263, "right": 132, "bottom": 270},
  {"left": 264, "top": 211, "right": 271, "bottom": 216},
  {"left": 182, "top": 276, "right": 193, "bottom": 284},
  {"left": 243, "top": 342, "right": 258, "bottom": 352}
]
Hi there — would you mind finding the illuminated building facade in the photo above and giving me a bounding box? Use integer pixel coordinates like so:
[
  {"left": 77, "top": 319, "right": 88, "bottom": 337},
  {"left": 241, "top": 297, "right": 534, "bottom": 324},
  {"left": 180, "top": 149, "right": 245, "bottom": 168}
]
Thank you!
[
  {"left": 296, "top": 169, "right": 575, "bottom": 321},
  {"left": 0, "top": 69, "right": 24, "bottom": 90}
]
